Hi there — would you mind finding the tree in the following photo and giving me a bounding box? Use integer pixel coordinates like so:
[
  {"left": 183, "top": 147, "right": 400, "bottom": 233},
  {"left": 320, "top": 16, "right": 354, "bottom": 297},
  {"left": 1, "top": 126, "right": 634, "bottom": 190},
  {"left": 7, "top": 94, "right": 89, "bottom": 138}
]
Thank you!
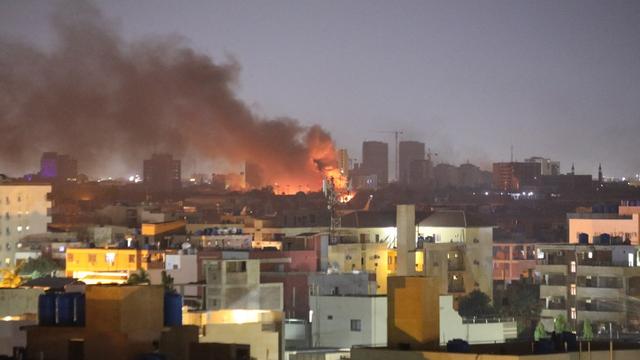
[
  {"left": 19, "top": 257, "right": 60, "bottom": 278},
  {"left": 495, "top": 281, "right": 541, "bottom": 337},
  {"left": 161, "top": 270, "right": 174, "bottom": 292},
  {"left": 127, "top": 269, "right": 150, "bottom": 285},
  {"left": 0, "top": 266, "right": 23, "bottom": 288},
  {"left": 458, "top": 290, "right": 496, "bottom": 318},
  {"left": 534, "top": 321, "right": 548, "bottom": 341},
  {"left": 554, "top": 314, "right": 568, "bottom": 333},
  {"left": 582, "top": 319, "right": 594, "bottom": 341}
]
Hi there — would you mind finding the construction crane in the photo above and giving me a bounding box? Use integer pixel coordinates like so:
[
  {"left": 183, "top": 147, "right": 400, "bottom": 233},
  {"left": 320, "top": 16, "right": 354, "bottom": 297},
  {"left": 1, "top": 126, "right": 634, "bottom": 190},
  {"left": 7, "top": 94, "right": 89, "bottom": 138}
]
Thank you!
[{"left": 375, "top": 130, "right": 403, "bottom": 182}]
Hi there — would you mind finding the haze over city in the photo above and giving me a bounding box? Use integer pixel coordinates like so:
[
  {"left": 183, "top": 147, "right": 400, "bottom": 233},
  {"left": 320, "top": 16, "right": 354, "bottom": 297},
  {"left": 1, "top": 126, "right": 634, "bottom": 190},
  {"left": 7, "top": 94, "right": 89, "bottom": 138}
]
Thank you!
[
  {"left": 5, "top": 1, "right": 640, "bottom": 360},
  {"left": 1, "top": 0, "right": 639, "bottom": 179}
]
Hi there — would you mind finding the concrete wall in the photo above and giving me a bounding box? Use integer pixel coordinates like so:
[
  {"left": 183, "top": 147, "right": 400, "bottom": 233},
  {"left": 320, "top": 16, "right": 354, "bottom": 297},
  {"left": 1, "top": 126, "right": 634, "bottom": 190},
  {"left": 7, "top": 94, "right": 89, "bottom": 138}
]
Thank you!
[
  {"left": 186, "top": 309, "right": 284, "bottom": 360},
  {"left": 328, "top": 242, "right": 390, "bottom": 293},
  {"left": 569, "top": 215, "right": 640, "bottom": 244},
  {"left": 352, "top": 347, "right": 640, "bottom": 360},
  {"left": 439, "top": 295, "right": 517, "bottom": 345},
  {"left": 310, "top": 295, "right": 386, "bottom": 348},
  {"left": 0, "top": 288, "right": 43, "bottom": 316},
  {"left": 387, "top": 276, "right": 440, "bottom": 349}
]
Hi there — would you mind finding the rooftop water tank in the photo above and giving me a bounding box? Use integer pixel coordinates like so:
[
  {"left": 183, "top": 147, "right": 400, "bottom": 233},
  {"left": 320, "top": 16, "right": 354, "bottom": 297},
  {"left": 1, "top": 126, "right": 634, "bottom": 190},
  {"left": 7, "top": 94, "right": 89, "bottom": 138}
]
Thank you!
[
  {"left": 38, "top": 293, "right": 56, "bottom": 326},
  {"left": 163, "top": 292, "right": 182, "bottom": 327}
]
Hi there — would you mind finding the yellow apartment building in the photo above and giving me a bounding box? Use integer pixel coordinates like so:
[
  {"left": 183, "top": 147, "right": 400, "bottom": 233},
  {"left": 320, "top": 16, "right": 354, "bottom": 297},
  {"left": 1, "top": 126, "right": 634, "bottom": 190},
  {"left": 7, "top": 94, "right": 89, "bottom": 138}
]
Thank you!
[{"left": 65, "top": 248, "right": 165, "bottom": 284}]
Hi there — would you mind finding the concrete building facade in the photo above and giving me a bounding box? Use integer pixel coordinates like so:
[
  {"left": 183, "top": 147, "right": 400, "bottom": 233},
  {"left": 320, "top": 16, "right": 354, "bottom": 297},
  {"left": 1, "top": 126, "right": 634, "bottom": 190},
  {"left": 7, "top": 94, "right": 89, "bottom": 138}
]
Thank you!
[{"left": 0, "top": 184, "right": 52, "bottom": 266}]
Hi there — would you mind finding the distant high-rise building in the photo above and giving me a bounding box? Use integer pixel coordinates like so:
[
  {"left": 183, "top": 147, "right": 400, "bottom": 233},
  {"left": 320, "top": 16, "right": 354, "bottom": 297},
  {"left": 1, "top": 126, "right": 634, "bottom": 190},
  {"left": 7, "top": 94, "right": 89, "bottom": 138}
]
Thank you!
[
  {"left": 399, "top": 141, "right": 425, "bottom": 185},
  {"left": 337, "top": 149, "right": 349, "bottom": 178},
  {"left": 361, "top": 141, "right": 388, "bottom": 186},
  {"left": 39, "top": 152, "right": 78, "bottom": 181},
  {"left": 408, "top": 159, "right": 432, "bottom": 187},
  {"left": 492, "top": 162, "right": 541, "bottom": 192},
  {"left": 143, "top": 154, "right": 181, "bottom": 193},
  {"left": 525, "top": 156, "right": 560, "bottom": 176}
]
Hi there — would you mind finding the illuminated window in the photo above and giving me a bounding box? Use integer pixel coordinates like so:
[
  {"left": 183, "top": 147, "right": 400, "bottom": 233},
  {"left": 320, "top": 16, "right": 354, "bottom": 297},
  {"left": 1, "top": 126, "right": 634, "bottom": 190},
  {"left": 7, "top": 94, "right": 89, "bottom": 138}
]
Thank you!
[
  {"left": 588, "top": 251, "right": 593, "bottom": 259},
  {"left": 105, "top": 252, "right": 116, "bottom": 265},
  {"left": 629, "top": 253, "right": 634, "bottom": 267},
  {"left": 570, "top": 261, "right": 576, "bottom": 273},
  {"left": 570, "top": 284, "right": 576, "bottom": 295},
  {"left": 571, "top": 307, "right": 576, "bottom": 319},
  {"left": 16, "top": 226, "right": 22, "bottom": 232},
  {"left": 88, "top": 254, "right": 96, "bottom": 263},
  {"left": 537, "top": 250, "right": 545, "bottom": 259}
]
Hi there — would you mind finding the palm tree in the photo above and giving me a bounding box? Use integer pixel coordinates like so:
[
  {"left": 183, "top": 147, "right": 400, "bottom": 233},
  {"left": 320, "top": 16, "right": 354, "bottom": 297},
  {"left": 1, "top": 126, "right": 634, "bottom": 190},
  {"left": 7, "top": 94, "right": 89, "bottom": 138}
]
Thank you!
[{"left": 127, "top": 269, "right": 150, "bottom": 285}]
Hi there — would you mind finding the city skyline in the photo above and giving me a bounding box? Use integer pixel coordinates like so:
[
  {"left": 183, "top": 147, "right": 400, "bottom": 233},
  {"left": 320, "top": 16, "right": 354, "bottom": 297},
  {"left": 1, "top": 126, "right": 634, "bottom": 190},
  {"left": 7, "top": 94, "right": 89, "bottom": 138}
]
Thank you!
[{"left": 1, "top": 0, "right": 639, "bottom": 180}]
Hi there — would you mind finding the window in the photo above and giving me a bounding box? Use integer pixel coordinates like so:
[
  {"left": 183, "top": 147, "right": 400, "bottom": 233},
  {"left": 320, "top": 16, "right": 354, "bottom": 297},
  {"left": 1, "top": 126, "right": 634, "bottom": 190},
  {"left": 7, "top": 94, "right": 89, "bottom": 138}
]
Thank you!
[
  {"left": 88, "top": 254, "right": 97, "bottom": 263},
  {"left": 629, "top": 253, "right": 634, "bottom": 267},
  {"left": 105, "top": 252, "right": 116, "bottom": 265},
  {"left": 129, "top": 255, "right": 136, "bottom": 263},
  {"left": 350, "top": 319, "right": 362, "bottom": 332},
  {"left": 571, "top": 307, "right": 576, "bottom": 320},
  {"left": 537, "top": 250, "right": 545, "bottom": 259},
  {"left": 588, "top": 251, "right": 593, "bottom": 259},
  {"left": 68, "top": 254, "right": 74, "bottom": 262},
  {"left": 570, "top": 284, "right": 576, "bottom": 296},
  {"left": 327, "top": 315, "right": 333, "bottom": 320},
  {"left": 570, "top": 261, "right": 576, "bottom": 273}
]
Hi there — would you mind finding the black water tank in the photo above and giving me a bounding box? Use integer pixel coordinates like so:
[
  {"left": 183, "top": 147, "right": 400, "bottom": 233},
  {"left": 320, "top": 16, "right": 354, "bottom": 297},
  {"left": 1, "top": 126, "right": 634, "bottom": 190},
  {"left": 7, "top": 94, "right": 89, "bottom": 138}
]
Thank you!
[
  {"left": 446, "top": 339, "right": 470, "bottom": 353},
  {"left": 578, "top": 233, "right": 589, "bottom": 244}
]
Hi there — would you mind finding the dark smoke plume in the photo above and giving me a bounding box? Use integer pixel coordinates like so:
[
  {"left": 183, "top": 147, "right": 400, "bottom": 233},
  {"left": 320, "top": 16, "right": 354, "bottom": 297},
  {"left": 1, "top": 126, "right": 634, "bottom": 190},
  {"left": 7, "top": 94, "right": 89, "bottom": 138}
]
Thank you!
[{"left": 0, "top": 1, "right": 338, "bottom": 189}]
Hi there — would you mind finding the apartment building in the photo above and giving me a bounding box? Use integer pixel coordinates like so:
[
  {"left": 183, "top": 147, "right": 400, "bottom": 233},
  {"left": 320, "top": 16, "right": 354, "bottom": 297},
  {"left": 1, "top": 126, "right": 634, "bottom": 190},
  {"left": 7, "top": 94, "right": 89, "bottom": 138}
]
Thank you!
[
  {"left": 0, "top": 183, "right": 52, "bottom": 266},
  {"left": 536, "top": 243, "right": 640, "bottom": 332}
]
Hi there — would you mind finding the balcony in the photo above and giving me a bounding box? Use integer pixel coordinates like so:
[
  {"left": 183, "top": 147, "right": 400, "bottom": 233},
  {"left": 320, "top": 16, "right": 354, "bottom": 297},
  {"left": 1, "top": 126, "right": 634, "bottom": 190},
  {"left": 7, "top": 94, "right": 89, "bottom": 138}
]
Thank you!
[{"left": 447, "top": 261, "right": 465, "bottom": 272}]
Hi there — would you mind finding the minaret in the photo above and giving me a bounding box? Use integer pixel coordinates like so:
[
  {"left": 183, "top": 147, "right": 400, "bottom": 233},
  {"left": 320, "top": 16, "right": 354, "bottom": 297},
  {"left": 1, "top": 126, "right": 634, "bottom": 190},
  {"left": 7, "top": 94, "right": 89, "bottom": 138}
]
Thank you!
[
  {"left": 571, "top": 163, "right": 575, "bottom": 175},
  {"left": 598, "top": 163, "right": 603, "bottom": 183}
]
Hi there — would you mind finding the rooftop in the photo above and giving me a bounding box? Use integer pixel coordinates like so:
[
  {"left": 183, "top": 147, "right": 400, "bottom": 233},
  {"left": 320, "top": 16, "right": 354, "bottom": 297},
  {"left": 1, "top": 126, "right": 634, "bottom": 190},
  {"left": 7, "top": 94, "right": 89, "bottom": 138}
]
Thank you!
[{"left": 418, "top": 210, "right": 494, "bottom": 228}]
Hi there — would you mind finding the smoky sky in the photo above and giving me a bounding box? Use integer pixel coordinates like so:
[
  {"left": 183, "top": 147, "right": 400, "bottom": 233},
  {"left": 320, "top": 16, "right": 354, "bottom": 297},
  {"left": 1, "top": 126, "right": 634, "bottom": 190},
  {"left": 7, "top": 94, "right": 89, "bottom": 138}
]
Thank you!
[
  {"left": 1, "top": 0, "right": 640, "bottom": 179},
  {"left": 0, "top": 0, "right": 338, "bottom": 187}
]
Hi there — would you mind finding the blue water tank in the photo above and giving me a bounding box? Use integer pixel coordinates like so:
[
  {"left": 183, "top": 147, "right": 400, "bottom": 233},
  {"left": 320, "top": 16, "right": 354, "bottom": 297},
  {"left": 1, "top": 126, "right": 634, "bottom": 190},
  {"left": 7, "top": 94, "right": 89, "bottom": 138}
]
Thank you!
[
  {"left": 38, "top": 293, "right": 56, "bottom": 326},
  {"left": 163, "top": 292, "right": 182, "bottom": 327},
  {"left": 57, "top": 293, "right": 75, "bottom": 325},
  {"left": 74, "top": 293, "right": 86, "bottom": 326},
  {"left": 578, "top": 233, "right": 589, "bottom": 244}
]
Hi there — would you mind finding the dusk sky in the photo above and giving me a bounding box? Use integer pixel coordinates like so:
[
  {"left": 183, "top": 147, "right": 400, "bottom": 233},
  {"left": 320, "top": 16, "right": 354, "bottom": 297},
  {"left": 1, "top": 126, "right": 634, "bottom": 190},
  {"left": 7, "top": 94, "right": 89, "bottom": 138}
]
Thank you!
[{"left": 1, "top": 0, "right": 639, "bottom": 178}]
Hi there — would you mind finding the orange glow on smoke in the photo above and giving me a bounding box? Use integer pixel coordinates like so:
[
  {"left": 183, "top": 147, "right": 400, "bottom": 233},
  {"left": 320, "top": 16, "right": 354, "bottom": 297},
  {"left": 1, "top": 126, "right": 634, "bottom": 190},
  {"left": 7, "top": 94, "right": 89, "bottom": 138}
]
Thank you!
[{"left": 267, "top": 135, "right": 349, "bottom": 194}]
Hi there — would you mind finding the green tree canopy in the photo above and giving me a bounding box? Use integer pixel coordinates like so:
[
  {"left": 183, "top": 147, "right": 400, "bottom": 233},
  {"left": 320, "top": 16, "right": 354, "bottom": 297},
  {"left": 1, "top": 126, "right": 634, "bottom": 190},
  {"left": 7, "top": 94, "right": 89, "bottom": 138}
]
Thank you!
[
  {"left": 495, "top": 281, "right": 541, "bottom": 337},
  {"left": 582, "top": 319, "right": 594, "bottom": 341},
  {"left": 458, "top": 290, "right": 496, "bottom": 318},
  {"left": 18, "top": 257, "right": 60, "bottom": 278},
  {"left": 554, "top": 314, "right": 568, "bottom": 333},
  {"left": 534, "top": 321, "right": 548, "bottom": 341}
]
